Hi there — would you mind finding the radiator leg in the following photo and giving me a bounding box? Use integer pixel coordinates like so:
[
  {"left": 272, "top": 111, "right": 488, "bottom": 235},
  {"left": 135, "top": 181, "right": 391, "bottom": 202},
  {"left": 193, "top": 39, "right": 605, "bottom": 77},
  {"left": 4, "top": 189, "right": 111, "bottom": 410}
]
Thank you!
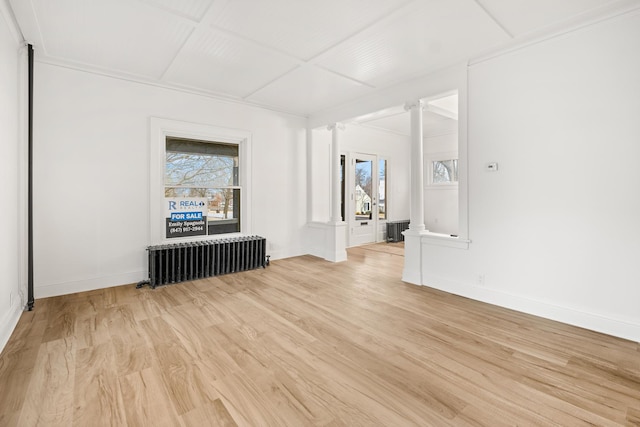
[{"left": 136, "top": 279, "right": 150, "bottom": 289}]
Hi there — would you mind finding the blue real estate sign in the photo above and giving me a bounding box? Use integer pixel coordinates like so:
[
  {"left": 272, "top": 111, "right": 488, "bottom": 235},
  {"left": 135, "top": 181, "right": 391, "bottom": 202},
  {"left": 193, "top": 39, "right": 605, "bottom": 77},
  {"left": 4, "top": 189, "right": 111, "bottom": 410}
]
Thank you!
[{"left": 165, "top": 197, "right": 208, "bottom": 238}]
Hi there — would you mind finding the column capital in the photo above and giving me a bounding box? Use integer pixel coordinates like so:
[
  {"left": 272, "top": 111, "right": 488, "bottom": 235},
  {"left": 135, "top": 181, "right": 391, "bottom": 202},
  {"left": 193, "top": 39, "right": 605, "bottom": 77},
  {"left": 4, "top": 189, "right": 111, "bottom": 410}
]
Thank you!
[
  {"left": 327, "top": 123, "right": 346, "bottom": 132},
  {"left": 404, "top": 100, "right": 424, "bottom": 112}
]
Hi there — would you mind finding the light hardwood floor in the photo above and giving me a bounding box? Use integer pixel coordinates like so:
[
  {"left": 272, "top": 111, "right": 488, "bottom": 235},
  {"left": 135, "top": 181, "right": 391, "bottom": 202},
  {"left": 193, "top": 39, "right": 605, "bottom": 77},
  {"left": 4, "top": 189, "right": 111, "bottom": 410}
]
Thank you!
[{"left": 1, "top": 243, "right": 639, "bottom": 426}]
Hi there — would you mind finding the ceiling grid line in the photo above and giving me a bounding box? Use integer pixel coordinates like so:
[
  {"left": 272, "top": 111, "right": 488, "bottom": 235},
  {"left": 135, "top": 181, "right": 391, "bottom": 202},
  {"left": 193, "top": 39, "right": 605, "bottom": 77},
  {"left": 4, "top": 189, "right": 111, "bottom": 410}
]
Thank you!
[
  {"left": 241, "top": 65, "right": 302, "bottom": 100},
  {"left": 135, "top": 0, "right": 201, "bottom": 24},
  {"left": 472, "top": 0, "right": 515, "bottom": 38},
  {"left": 159, "top": 26, "right": 198, "bottom": 80},
  {"left": 157, "top": 0, "right": 214, "bottom": 80},
  {"left": 303, "top": 0, "right": 420, "bottom": 63},
  {"left": 26, "top": 0, "right": 45, "bottom": 54},
  {"left": 313, "top": 65, "right": 376, "bottom": 89}
]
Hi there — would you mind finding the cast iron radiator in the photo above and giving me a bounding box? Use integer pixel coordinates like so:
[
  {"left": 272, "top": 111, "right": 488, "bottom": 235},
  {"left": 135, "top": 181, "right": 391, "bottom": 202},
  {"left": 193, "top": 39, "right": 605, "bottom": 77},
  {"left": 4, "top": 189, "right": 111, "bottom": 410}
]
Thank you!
[
  {"left": 386, "top": 220, "right": 410, "bottom": 242},
  {"left": 138, "top": 236, "right": 268, "bottom": 289}
]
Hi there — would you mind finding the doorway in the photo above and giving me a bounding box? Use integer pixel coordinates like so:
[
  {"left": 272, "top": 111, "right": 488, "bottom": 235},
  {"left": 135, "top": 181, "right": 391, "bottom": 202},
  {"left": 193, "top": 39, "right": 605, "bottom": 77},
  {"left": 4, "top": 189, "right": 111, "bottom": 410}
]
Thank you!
[{"left": 348, "top": 153, "right": 386, "bottom": 247}]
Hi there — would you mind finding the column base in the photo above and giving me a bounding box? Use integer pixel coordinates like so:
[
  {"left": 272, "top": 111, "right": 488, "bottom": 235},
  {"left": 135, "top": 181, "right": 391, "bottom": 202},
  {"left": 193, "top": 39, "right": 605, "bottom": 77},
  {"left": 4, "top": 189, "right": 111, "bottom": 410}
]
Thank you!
[
  {"left": 402, "top": 229, "right": 427, "bottom": 285},
  {"left": 326, "top": 221, "right": 347, "bottom": 262}
]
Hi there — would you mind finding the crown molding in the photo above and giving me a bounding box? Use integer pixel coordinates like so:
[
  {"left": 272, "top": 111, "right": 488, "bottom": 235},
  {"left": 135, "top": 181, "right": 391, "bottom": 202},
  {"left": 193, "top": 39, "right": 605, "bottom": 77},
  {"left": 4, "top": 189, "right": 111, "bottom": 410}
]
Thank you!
[
  {"left": 469, "top": 0, "right": 640, "bottom": 66},
  {"left": 34, "top": 55, "right": 308, "bottom": 120},
  {"left": 0, "top": 0, "right": 23, "bottom": 42}
]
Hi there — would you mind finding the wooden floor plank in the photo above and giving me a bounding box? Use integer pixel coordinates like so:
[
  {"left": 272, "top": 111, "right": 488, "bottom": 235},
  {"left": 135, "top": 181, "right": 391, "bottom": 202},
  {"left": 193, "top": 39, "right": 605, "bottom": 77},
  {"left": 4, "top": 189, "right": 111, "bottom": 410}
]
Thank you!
[
  {"left": 1, "top": 242, "right": 638, "bottom": 426},
  {"left": 20, "top": 338, "right": 76, "bottom": 426}
]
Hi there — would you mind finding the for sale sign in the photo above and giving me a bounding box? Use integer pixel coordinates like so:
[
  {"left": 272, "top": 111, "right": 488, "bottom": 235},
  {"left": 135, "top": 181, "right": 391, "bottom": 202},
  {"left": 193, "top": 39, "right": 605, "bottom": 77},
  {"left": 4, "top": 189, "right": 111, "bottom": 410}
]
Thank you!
[{"left": 165, "top": 198, "right": 207, "bottom": 238}]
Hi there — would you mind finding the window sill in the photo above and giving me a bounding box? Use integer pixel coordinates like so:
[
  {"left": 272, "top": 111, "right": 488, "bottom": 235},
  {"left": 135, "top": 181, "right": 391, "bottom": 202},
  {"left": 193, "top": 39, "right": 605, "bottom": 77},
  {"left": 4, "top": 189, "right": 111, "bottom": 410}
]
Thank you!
[{"left": 421, "top": 232, "right": 470, "bottom": 249}]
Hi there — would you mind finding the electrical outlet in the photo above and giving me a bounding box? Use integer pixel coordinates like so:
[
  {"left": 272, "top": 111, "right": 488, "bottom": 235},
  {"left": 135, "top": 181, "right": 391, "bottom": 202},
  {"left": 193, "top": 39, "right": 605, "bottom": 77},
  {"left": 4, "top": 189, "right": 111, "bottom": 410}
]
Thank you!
[{"left": 477, "top": 274, "right": 485, "bottom": 286}]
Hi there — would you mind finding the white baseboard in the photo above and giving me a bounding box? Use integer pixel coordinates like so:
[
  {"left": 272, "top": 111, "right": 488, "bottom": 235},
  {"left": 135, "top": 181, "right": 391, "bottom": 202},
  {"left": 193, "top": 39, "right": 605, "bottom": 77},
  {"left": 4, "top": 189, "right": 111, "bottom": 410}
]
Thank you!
[
  {"left": 422, "top": 273, "right": 640, "bottom": 343},
  {"left": 35, "top": 271, "right": 146, "bottom": 299},
  {"left": 0, "top": 302, "right": 23, "bottom": 355},
  {"left": 402, "top": 269, "right": 421, "bottom": 285}
]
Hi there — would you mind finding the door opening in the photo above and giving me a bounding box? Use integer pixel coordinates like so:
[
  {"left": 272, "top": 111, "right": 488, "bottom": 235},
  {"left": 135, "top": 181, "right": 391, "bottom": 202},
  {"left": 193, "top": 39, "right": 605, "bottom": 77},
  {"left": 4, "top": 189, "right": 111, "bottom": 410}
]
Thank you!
[{"left": 348, "top": 153, "right": 385, "bottom": 247}]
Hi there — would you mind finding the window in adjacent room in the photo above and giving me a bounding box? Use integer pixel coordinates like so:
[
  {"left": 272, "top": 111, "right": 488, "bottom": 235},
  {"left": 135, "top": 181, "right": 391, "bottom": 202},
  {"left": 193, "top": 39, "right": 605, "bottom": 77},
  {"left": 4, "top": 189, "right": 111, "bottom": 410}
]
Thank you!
[{"left": 430, "top": 158, "right": 458, "bottom": 185}]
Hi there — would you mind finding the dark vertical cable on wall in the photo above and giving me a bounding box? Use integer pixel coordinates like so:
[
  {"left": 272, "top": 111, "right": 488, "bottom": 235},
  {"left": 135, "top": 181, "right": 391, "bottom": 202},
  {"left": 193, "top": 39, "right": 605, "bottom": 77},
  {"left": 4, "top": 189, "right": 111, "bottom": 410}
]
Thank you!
[{"left": 27, "top": 44, "right": 34, "bottom": 311}]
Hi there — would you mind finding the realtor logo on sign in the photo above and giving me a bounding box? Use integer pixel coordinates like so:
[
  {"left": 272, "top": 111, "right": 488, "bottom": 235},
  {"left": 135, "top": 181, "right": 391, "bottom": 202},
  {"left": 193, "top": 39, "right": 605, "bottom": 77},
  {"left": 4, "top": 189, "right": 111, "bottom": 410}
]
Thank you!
[{"left": 165, "top": 197, "right": 208, "bottom": 238}]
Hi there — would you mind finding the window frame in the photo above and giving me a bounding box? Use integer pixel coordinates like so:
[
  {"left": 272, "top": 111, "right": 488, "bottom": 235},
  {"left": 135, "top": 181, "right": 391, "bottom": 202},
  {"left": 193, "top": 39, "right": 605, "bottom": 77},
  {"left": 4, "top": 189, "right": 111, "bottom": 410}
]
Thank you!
[
  {"left": 426, "top": 151, "right": 459, "bottom": 188},
  {"left": 150, "top": 118, "right": 252, "bottom": 245}
]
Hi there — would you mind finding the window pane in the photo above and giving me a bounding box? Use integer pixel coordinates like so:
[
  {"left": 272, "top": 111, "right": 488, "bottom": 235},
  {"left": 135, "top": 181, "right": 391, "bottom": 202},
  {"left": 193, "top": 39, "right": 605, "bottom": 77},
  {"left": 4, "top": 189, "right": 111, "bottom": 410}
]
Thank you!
[
  {"left": 165, "top": 152, "right": 237, "bottom": 188},
  {"left": 207, "top": 188, "right": 240, "bottom": 235},
  {"left": 378, "top": 159, "right": 386, "bottom": 220},
  {"left": 432, "top": 159, "right": 458, "bottom": 184},
  {"left": 164, "top": 138, "right": 241, "bottom": 237},
  {"left": 355, "top": 159, "right": 373, "bottom": 220},
  {"left": 165, "top": 187, "right": 240, "bottom": 235}
]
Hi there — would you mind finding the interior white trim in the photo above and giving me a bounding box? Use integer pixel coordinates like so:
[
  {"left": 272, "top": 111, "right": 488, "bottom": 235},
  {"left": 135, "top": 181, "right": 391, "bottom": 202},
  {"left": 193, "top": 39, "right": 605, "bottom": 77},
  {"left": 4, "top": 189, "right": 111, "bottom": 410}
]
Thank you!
[
  {"left": 0, "top": 0, "right": 24, "bottom": 42},
  {"left": 421, "top": 233, "right": 470, "bottom": 249},
  {"left": 0, "top": 302, "right": 22, "bottom": 355},
  {"left": 149, "top": 117, "right": 253, "bottom": 246},
  {"left": 34, "top": 271, "right": 146, "bottom": 299},
  {"left": 35, "top": 57, "right": 308, "bottom": 119},
  {"left": 421, "top": 272, "right": 640, "bottom": 343},
  {"left": 468, "top": 0, "right": 640, "bottom": 67}
]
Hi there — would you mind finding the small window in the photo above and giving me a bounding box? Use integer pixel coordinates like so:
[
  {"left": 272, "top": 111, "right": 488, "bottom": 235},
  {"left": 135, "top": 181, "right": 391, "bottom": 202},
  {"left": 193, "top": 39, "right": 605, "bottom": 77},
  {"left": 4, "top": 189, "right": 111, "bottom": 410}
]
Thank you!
[
  {"left": 165, "top": 137, "right": 240, "bottom": 237},
  {"left": 431, "top": 159, "right": 458, "bottom": 184}
]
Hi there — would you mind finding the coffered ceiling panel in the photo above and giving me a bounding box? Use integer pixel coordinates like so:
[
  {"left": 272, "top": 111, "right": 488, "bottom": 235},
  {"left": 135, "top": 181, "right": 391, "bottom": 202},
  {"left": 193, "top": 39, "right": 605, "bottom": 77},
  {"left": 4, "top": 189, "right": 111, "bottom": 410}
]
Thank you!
[
  {"left": 31, "top": 0, "right": 194, "bottom": 78},
  {"left": 164, "top": 28, "right": 300, "bottom": 98},
  {"left": 246, "top": 65, "right": 373, "bottom": 115},
  {"left": 476, "top": 0, "right": 616, "bottom": 36},
  {"left": 9, "top": 0, "right": 631, "bottom": 118},
  {"left": 315, "top": 0, "right": 510, "bottom": 87},
  {"left": 138, "top": 0, "right": 214, "bottom": 22},
  {"left": 209, "top": 0, "right": 413, "bottom": 60}
]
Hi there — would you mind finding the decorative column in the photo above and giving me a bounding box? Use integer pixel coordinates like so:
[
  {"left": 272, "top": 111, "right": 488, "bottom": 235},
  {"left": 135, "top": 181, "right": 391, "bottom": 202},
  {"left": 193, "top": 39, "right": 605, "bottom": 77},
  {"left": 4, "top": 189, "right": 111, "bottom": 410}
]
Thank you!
[
  {"left": 406, "top": 100, "right": 426, "bottom": 232},
  {"left": 402, "top": 100, "right": 427, "bottom": 284},
  {"left": 326, "top": 123, "right": 347, "bottom": 262}
]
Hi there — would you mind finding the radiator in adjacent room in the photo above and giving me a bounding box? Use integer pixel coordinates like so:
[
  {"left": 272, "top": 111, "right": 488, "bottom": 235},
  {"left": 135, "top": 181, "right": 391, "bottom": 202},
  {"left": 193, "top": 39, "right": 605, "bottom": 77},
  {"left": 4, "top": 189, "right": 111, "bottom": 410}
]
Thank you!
[
  {"left": 140, "top": 235, "right": 268, "bottom": 289},
  {"left": 386, "top": 220, "right": 410, "bottom": 242}
]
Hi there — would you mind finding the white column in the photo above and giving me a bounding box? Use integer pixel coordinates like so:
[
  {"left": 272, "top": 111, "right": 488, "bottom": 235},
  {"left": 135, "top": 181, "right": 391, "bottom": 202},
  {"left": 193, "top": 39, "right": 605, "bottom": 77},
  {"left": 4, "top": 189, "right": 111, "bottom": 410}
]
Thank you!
[
  {"left": 324, "top": 123, "right": 347, "bottom": 262},
  {"left": 402, "top": 100, "right": 426, "bottom": 284},
  {"left": 328, "top": 123, "right": 345, "bottom": 224},
  {"left": 405, "top": 100, "right": 425, "bottom": 232}
]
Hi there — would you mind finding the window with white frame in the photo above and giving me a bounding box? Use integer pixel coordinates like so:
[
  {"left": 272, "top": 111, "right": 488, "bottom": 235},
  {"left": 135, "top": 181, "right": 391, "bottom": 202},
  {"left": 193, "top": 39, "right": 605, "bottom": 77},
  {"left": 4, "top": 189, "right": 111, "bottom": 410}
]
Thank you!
[
  {"left": 149, "top": 118, "right": 251, "bottom": 244},
  {"left": 432, "top": 159, "right": 458, "bottom": 184},
  {"left": 427, "top": 153, "right": 459, "bottom": 186},
  {"left": 165, "top": 137, "right": 241, "bottom": 236}
]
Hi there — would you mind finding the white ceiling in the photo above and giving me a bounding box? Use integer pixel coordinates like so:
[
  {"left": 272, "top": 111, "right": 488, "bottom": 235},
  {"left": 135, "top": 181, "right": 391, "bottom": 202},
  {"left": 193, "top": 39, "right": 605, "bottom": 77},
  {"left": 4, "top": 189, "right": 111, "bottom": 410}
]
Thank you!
[
  {"left": 354, "top": 94, "right": 458, "bottom": 137},
  {"left": 8, "top": 0, "right": 625, "bottom": 118}
]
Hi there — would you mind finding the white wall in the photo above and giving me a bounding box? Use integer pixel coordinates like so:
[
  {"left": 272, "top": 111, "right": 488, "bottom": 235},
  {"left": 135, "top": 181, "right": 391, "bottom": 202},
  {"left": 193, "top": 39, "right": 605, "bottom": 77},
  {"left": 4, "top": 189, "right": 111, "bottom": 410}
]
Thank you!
[
  {"left": 421, "top": 10, "right": 640, "bottom": 341},
  {"left": 33, "top": 63, "right": 307, "bottom": 298},
  {"left": 308, "top": 128, "right": 332, "bottom": 223},
  {"left": 424, "top": 120, "right": 458, "bottom": 234},
  {"left": 0, "top": 2, "right": 23, "bottom": 351}
]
